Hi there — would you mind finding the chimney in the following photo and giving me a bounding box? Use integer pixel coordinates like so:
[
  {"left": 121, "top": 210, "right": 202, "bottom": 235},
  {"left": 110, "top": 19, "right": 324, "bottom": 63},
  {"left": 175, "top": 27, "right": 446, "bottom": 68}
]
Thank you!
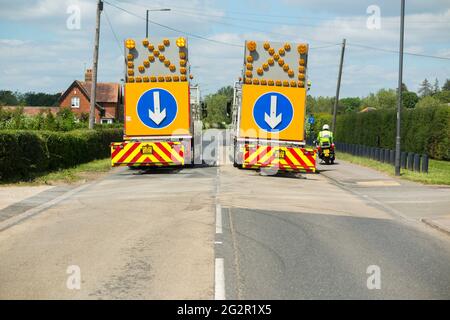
[{"left": 85, "top": 68, "right": 93, "bottom": 82}]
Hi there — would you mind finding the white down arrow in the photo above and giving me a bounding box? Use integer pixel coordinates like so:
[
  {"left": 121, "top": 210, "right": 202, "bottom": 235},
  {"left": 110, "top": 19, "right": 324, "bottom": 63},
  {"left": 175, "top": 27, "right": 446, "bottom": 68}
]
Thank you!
[
  {"left": 264, "top": 95, "right": 282, "bottom": 129},
  {"left": 148, "top": 91, "right": 166, "bottom": 125}
]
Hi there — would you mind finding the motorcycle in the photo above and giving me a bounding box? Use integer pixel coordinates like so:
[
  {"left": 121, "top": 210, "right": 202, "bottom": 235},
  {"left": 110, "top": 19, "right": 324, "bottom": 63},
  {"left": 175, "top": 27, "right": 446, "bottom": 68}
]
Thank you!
[{"left": 315, "top": 141, "right": 335, "bottom": 165}]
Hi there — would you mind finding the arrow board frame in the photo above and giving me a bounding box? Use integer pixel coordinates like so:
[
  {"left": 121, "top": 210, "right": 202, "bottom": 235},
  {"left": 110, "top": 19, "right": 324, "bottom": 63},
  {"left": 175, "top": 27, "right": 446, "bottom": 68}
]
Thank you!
[
  {"left": 238, "top": 84, "right": 306, "bottom": 142},
  {"left": 252, "top": 91, "right": 294, "bottom": 133},
  {"left": 124, "top": 82, "right": 191, "bottom": 138}
]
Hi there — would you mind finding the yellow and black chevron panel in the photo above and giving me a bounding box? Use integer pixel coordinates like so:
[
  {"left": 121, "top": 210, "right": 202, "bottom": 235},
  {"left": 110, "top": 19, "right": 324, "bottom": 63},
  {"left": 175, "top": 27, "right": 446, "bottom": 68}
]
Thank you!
[
  {"left": 242, "top": 144, "right": 316, "bottom": 172},
  {"left": 111, "top": 141, "right": 184, "bottom": 167}
]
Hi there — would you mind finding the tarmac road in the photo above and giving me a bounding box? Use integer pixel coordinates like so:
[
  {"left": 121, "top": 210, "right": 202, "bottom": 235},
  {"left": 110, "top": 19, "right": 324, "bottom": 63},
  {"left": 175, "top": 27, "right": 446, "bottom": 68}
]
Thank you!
[{"left": 0, "top": 152, "right": 449, "bottom": 299}]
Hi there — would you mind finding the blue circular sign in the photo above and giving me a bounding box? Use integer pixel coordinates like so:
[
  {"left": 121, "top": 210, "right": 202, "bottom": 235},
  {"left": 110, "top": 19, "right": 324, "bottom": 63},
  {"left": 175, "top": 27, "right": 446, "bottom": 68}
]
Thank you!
[
  {"left": 137, "top": 88, "right": 177, "bottom": 129},
  {"left": 253, "top": 92, "right": 294, "bottom": 132}
]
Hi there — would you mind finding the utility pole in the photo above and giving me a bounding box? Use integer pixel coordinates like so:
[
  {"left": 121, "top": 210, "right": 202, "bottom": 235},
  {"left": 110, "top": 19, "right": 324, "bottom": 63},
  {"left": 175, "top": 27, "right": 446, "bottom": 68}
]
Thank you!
[
  {"left": 332, "top": 38, "right": 346, "bottom": 135},
  {"left": 395, "top": 0, "right": 405, "bottom": 176},
  {"left": 89, "top": 0, "right": 103, "bottom": 129}
]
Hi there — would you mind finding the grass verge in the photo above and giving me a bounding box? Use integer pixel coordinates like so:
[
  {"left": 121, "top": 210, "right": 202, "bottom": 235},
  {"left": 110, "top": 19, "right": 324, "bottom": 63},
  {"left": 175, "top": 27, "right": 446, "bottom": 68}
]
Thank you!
[
  {"left": 1, "top": 158, "right": 111, "bottom": 186},
  {"left": 337, "top": 152, "right": 450, "bottom": 186}
]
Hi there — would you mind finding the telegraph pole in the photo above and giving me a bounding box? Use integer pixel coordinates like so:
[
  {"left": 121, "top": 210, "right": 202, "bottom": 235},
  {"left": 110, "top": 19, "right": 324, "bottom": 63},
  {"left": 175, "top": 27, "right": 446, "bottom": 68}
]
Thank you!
[
  {"left": 332, "top": 38, "right": 346, "bottom": 134},
  {"left": 395, "top": 0, "right": 405, "bottom": 176},
  {"left": 89, "top": 0, "right": 103, "bottom": 129}
]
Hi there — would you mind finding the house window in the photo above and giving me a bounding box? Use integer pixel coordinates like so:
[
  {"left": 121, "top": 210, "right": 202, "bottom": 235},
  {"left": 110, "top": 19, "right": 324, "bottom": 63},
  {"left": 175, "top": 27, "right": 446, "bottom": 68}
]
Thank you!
[
  {"left": 71, "top": 96, "right": 80, "bottom": 108},
  {"left": 101, "top": 118, "right": 113, "bottom": 124}
]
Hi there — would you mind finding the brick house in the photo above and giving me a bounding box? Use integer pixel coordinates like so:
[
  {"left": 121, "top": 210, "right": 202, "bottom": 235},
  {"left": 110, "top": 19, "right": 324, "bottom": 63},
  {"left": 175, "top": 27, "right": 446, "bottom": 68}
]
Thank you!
[{"left": 58, "top": 69, "right": 122, "bottom": 123}]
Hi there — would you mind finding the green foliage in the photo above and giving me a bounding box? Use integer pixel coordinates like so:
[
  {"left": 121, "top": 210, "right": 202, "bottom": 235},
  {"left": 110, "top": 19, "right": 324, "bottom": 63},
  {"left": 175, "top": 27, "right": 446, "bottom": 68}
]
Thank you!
[
  {"left": 442, "top": 79, "right": 450, "bottom": 91},
  {"left": 376, "top": 89, "right": 397, "bottom": 109},
  {"left": 402, "top": 91, "right": 419, "bottom": 109},
  {"left": 216, "top": 86, "right": 234, "bottom": 100},
  {"left": 204, "top": 92, "right": 230, "bottom": 124},
  {"left": 434, "top": 90, "right": 450, "bottom": 104},
  {"left": 418, "top": 78, "right": 433, "bottom": 97},
  {"left": 335, "top": 105, "right": 450, "bottom": 160},
  {"left": 306, "top": 95, "right": 334, "bottom": 114},
  {"left": 0, "top": 90, "right": 60, "bottom": 106},
  {"left": 339, "top": 97, "right": 361, "bottom": 113},
  {"left": 0, "top": 129, "right": 123, "bottom": 181},
  {"left": 0, "top": 90, "right": 20, "bottom": 106},
  {"left": 0, "top": 107, "right": 87, "bottom": 131},
  {"left": 415, "top": 96, "right": 445, "bottom": 109},
  {"left": 307, "top": 113, "right": 332, "bottom": 139}
]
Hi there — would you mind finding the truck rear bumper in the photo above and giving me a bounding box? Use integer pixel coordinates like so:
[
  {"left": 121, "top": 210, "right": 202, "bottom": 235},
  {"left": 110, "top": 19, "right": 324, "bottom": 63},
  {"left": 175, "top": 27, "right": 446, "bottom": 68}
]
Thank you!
[
  {"left": 111, "top": 141, "right": 185, "bottom": 167},
  {"left": 242, "top": 144, "right": 317, "bottom": 172}
]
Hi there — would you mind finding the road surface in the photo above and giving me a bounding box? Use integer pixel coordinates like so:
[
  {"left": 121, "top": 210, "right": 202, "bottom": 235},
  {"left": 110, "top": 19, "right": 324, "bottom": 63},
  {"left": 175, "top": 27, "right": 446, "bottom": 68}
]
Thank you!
[{"left": 0, "top": 153, "right": 450, "bottom": 299}]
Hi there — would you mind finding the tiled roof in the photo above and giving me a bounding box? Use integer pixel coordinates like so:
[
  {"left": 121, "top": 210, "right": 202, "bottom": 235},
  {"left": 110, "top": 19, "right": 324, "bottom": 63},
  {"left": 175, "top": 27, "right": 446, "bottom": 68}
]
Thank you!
[{"left": 78, "top": 81, "right": 120, "bottom": 103}]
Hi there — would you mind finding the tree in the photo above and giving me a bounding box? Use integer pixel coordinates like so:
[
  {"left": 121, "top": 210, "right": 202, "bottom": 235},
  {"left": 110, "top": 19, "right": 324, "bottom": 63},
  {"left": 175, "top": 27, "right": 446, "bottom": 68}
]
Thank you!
[
  {"left": 418, "top": 78, "right": 433, "bottom": 97},
  {"left": 402, "top": 91, "right": 419, "bottom": 109},
  {"left": 0, "top": 90, "right": 19, "bottom": 106},
  {"left": 216, "top": 86, "right": 234, "bottom": 101},
  {"left": 24, "top": 92, "right": 60, "bottom": 106},
  {"left": 433, "top": 78, "right": 440, "bottom": 95},
  {"left": 415, "top": 96, "right": 444, "bottom": 109},
  {"left": 339, "top": 97, "right": 361, "bottom": 113},
  {"left": 434, "top": 90, "right": 450, "bottom": 104},
  {"left": 442, "top": 79, "right": 450, "bottom": 91},
  {"left": 376, "top": 89, "right": 397, "bottom": 109},
  {"left": 204, "top": 94, "right": 229, "bottom": 125},
  {"left": 360, "top": 93, "right": 378, "bottom": 110}
]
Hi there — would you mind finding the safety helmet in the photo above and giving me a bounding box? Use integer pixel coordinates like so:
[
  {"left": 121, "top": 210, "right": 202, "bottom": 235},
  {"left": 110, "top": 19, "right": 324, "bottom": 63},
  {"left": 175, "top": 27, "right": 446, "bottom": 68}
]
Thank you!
[{"left": 323, "top": 124, "right": 330, "bottom": 130}]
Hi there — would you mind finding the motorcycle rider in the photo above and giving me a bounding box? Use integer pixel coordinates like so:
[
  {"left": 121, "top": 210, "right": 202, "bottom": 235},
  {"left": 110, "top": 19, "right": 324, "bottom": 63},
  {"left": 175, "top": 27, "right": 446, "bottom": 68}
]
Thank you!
[
  {"left": 316, "top": 124, "right": 335, "bottom": 164},
  {"left": 317, "top": 124, "right": 333, "bottom": 147}
]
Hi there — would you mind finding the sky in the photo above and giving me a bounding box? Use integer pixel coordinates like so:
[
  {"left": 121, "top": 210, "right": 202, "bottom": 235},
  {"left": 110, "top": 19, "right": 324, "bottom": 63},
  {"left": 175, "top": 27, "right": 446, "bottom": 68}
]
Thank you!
[{"left": 0, "top": 0, "right": 449, "bottom": 98}]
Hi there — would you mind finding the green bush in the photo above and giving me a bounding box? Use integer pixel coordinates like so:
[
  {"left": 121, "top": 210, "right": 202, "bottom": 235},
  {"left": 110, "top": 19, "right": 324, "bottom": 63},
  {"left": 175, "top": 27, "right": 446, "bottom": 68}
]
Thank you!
[
  {"left": 0, "top": 129, "right": 123, "bottom": 181},
  {"left": 307, "top": 113, "right": 332, "bottom": 139},
  {"left": 335, "top": 105, "right": 450, "bottom": 160}
]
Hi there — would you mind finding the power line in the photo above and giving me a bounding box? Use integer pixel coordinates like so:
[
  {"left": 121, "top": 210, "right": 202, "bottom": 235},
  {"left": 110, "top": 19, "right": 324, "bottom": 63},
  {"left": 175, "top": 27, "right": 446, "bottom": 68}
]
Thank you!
[
  {"left": 113, "top": 0, "right": 450, "bottom": 24},
  {"left": 104, "top": 1, "right": 449, "bottom": 62},
  {"left": 103, "top": 1, "right": 243, "bottom": 48},
  {"left": 347, "top": 42, "right": 450, "bottom": 61},
  {"left": 103, "top": 7, "right": 123, "bottom": 55}
]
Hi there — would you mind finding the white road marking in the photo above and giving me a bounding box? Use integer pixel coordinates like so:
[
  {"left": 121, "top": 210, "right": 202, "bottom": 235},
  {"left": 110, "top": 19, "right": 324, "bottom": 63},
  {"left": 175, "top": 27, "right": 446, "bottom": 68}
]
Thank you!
[
  {"left": 0, "top": 182, "right": 92, "bottom": 232},
  {"left": 216, "top": 204, "right": 222, "bottom": 234},
  {"left": 215, "top": 258, "right": 226, "bottom": 300}
]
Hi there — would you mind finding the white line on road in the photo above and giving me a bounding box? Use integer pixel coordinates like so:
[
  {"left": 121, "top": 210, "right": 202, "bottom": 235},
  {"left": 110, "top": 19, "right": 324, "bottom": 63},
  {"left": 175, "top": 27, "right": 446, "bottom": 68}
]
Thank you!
[
  {"left": 0, "top": 182, "right": 92, "bottom": 232},
  {"left": 215, "top": 258, "right": 226, "bottom": 300},
  {"left": 216, "top": 204, "right": 222, "bottom": 234}
]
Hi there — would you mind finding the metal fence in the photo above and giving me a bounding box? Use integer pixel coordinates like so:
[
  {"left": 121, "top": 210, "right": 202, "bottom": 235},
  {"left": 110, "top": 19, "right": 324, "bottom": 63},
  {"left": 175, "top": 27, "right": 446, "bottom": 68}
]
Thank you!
[{"left": 335, "top": 142, "right": 429, "bottom": 173}]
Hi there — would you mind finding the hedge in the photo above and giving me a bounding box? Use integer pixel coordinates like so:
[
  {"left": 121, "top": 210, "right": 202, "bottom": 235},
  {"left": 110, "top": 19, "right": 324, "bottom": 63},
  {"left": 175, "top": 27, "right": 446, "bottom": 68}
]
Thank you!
[
  {"left": 0, "top": 128, "right": 123, "bottom": 181},
  {"left": 334, "top": 105, "right": 450, "bottom": 160}
]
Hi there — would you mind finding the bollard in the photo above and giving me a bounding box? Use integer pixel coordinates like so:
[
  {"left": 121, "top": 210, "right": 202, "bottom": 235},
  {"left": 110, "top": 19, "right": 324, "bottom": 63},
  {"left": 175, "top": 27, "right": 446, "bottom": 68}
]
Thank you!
[
  {"left": 421, "top": 154, "right": 429, "bottom": 173},
  {"left": 414, "top": 153, "right": 421, "bottom": 172},
  {"left": 401, "top": 152, "right": 407, "bottom": 169},
  {"left": 407, "top": 152, "right": 414, "bottom": 171}
]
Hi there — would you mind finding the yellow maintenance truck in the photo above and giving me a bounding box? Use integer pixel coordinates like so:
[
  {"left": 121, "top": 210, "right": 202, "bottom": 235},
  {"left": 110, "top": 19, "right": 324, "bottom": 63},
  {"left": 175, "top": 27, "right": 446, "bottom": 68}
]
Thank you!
[
  {"left": 111, "top": 36, "right": 199, "bottom": 168},
  {"left": 232, "top": 40, "right": 317, "bottom": 172}
]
